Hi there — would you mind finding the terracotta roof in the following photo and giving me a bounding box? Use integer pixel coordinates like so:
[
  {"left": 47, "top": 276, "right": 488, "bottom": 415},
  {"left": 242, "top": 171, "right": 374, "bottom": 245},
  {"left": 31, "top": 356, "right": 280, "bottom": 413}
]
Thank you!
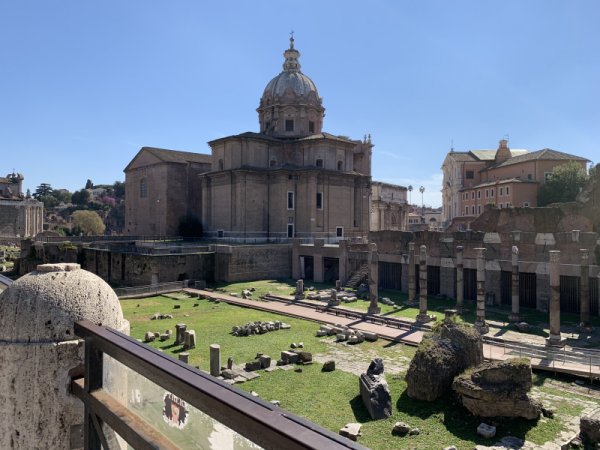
[
  {"left": 492, "top": 148, "right": 590, "bottom": 168},
  {"left": 446, "top": 152, "right": 476, "bottom": 162}
]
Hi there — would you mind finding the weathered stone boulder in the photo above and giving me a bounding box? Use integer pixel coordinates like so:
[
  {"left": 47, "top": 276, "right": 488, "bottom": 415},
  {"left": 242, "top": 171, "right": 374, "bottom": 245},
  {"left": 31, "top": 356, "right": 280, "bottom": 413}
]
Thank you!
[
  {"left": 452, "top": 358, "right": 542, "bottom": 420},
  {"left": 359, "top": 358, "right": 392, "bottom": 419},
  {"left": 580, "top": 410, "right": 600, "bottom": 448},
  {"left": 406, "top": 322, "right": 483, "bottom": 401}
]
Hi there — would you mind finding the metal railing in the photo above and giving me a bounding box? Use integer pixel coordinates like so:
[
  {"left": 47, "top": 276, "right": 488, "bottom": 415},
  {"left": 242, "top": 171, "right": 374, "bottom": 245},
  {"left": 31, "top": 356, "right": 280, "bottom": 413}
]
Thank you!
[
  {"left": 114, "top": 281, "right": 187, "bottom": 298},
  {"left": 72, "top": 320, "right": 366, "bottom": 450}
]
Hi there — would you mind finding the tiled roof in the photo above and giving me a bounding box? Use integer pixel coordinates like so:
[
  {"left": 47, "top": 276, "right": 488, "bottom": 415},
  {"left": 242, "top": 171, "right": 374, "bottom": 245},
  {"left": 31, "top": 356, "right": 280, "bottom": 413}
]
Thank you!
[
  {"left": 142, "top": 147, "right": 212, "bottom": 164},
  {"left": 461, "top": 178, "right": 536, "bottom": 190},
  {"left": 446, "top": 152, "right": 476, "bottom": 162},
  {"left": 492, "top": 148, "right": 589, "bottom": 168},
  {"left": 210, "top": 131, "right": 358, "bottom": 145},
  {"left": 470, "top": 149, "right": 528, "bottom": 161}
]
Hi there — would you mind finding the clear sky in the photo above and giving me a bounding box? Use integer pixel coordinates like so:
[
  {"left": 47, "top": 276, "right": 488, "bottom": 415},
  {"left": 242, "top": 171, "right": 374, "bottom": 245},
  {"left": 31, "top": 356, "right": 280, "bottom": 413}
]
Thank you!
[{"left": 1, "top": 1, "right": 599, "bottom": 207}]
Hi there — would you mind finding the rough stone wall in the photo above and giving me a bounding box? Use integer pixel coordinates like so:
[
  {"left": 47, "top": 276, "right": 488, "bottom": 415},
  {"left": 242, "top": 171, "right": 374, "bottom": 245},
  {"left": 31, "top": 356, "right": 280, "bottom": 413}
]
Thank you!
[{"left": 214, "top": 244, "right": 291, "bottom": 282}]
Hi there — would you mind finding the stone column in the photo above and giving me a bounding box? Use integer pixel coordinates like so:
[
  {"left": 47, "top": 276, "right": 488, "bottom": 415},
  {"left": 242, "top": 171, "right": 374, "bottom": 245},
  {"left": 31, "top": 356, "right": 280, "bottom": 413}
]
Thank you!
[
  {"left": 416, "top": 245, "right": 430, "bottom": 322},
  {"left": 175, "top": 323, "right": 187, "bottom": 345},
  {"left": 367, "top": 243, "right": 380, "bottom": 314},
  {"left": 338, "top": 239, "right": 348, "bottom": 284},
  {"left": 210, "top": 344, "right": 221, "bottom": 377},
  {"left": 456, "top": 246, "right": 464, "bottom": 312},
  {"left": 295, "top": 279, "right": 304, "bottom": 300},
  {"left": 509, "top": 245, "right": 520, "bottom": 322},
  {"left": 474, "top": 247, "right": 489, "bottom": 334},
  {"left": 314, "top": 239, "right": 325, "bottom": 283},
  {"left": 580, "top": 249, "right": 591, "bottom": 329},
  {"left": 408, "top": 242, "right": 416, "bottom": 304},
  {"left": 547, "top": 250, "right": 562, "bottom": 345}
]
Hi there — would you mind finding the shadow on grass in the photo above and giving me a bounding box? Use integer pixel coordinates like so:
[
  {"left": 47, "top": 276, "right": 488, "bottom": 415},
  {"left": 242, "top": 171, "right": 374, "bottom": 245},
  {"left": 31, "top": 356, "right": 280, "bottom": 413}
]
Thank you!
[
  {"left": 395, "top": 389, "right": 539, "bottom": 444},
  {"left": 349, "top": 395, "right": 374, "bottom": 423}
]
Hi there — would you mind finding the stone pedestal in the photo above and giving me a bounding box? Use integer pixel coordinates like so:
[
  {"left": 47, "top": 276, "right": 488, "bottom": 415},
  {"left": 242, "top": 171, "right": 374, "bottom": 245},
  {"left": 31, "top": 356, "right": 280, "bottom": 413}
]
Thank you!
[
  {"left": 509, "top": 245, "right": 520, "bottom": 322},
  {"left": 547, "top": 250, "right": 562, "bottom": 345},
  {"left": 367, "top": 243, "right": 380, "bottom": 314},
  {"left": 210, "top": 344, "right": 221, "bottom": 377},
  {"left": 456, "top": 246, "right": 464, "bottom": 312},
  {"left": 474, "top": 248, "right": 489, "bottom": 334},
  {"left": 580, "top": 249, "right": 591, "bottom": 329},
  {"left": 179, "top": 352, "right": 190, "bottom": 364}
]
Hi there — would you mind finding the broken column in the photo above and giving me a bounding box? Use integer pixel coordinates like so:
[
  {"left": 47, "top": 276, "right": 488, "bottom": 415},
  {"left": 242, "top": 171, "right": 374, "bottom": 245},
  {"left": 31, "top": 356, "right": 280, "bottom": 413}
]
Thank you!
[
  {"left": 359, "top": 358, "right": 392, "bottom": 419},
  {"left": 547, "top": 250, "right": 562, "bottom": 345},
  {"left": 456, "top": 246, "right": 464, "bottom": 312},
  {"left": 367, "top": 243, "right": 380, "bottom": 314},
  {"left": 474, "top": 248, "right": 489, "bottom": 334},
  {"left": 210, "top": 344, "right": 221, "bottom": 377},
  {"left": 175, "top": 323, "right": 187, "bottom": 345},
  {"left": 509, "top": 245, "right": 520, "bottom": 322},
  {"left": 416, "top": 245, "right": 430, "bottom": 322},
  {"left": 580, "top": 249, "right": 591, "bottom": 329},
  {"left": 294, "top": 279, "right": 304, "bottom": 300},
  {"left": 408, "top": 242, "right": 416, "bottom": 304}
]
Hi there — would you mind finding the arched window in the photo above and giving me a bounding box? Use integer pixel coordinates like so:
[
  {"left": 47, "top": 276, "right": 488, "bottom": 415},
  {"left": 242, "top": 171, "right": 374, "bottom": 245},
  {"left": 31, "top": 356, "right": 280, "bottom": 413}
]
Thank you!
[
  {"left": 316, "top": 159, "right": 323, "bottom": 168},
  {"left": 139, "top": 178, "right": 148, "bottom": 198},
  {"left": 337, "top": 160, "right": 343, "bottom": 171},
  {"left": 218, "top": 159, "right": 224, "bottom": 171}
]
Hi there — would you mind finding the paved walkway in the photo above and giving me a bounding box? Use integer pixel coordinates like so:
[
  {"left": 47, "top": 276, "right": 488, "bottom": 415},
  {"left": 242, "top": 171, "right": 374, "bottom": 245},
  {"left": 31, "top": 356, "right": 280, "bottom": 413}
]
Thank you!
[{"left": 184, "top": 288, "right": 600, "bottom": 379}]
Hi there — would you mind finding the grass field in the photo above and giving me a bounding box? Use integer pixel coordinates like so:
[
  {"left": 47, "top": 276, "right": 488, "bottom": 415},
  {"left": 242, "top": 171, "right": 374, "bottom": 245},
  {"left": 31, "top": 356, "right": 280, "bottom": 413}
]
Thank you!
[{"left": 121, "top": 293, "right": 596, "bottom": 450}]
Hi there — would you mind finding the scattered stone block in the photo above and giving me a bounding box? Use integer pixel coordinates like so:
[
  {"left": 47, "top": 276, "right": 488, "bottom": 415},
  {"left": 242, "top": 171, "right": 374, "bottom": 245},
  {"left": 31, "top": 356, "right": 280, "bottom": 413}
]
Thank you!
[
  {"left": 363, "top": 331, "right": 378, "bottom": 342},
  {"left": 270, "top": 400, "right": 281, "bottom": 406},
  {"left": 280, "top": 323, "right": 291, "bottom": 330},
  {"left": 233, "top": 376, "right": 246, "bottom": 384},
  {"left": 516, "top": 322, "right": 530, "bottom": 333},
  {"left": 183, "top": 330, "right": 196, "bottom": 349},
  {"left": 144, "top": 332, "right": 155, "bottom": 342},
  {"left": 294, "top": 367, "right": 302, "bottom": 373},
  {"left": 322, "top": 360, "right": 336, "bottom": 372},
  {"left": 297, "top": 352, "right": 312, "bottom": 363},
  {"left": 290, "top": 342, "right": 297, "bottom": 349},
  {"left": 239, "top": 371, "right": 260, "bottom": 381},
  {"left": 339, "top": 423, "right": 362, "bottom": 441},
  {"left": 408, "top": 428, "right": 420, "bottom": 436},
  {"left": 316, "top": 330, "right": 327, "bottom": 337},
  {"left": 298, "top": 342, "right": 303, "bottom": 348},
  {"left": 281, "top": 351, "right": 299, "bottom": 364},
  {"left": 477, "top": 423, "right": 496, "bottom": 438},
  {"left": 264, "top": 366, "right": 279, "bottom": 372},
  {"left": 174, "top": 304, "right": 181, "bottom": 309},
  {"left": 259, "top": 355, "right": 271, "bottom": 369},
  {"left": 443, "top": 446, "right": 457, "bottom": 450},
  {"left": 392, "top": 422, "right": 411, "bottom": 435},
  {"left": 153, "top": 332, "right": 160, "bottom": 338},
  {"left": 497, "top": 436, "right": 524, "bottom": 448},
  {"left": 227, "top": 357, "right": 234, "bottom": 369},
  {"left": 178, "top": 352, "right": 189, "bottom": 364},
  {"left": 245, "top": 360, "right": 261, "bottom": 371},
  {"left": 251, "top": 391, "right": 259, "bottom": 397},
  {"left": 221, "top": 369, "right": 236, "bottom": 380},
  {"left": 175, "top": 323, "right": 187, "bottom": 345},
  {"left": 159, "top": 333, "right": 170, "bottom": 341},
  {"left": 336, "top": 333, "right": 348, "bottom": 342}
]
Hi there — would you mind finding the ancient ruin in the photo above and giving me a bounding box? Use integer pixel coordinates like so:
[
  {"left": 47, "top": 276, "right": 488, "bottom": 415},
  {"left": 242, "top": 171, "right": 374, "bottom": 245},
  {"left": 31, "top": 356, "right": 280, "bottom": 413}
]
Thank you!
[{"left": 359, "top": 358, "right": 392, "bottom": 420}]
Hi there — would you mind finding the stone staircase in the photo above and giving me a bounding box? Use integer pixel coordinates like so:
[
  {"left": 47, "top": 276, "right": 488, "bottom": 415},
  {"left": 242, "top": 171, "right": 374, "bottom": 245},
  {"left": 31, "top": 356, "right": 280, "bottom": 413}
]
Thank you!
[{"left": 345, "top": 263, "right": 369, "bottom": 289}]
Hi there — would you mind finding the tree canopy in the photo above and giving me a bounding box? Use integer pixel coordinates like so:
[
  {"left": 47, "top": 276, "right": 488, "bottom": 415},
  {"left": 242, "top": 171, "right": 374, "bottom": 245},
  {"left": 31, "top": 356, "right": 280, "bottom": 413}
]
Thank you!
[
  {"left": 72, "top": 210, "right": 105, "bottom": 235},
  {"left": 71, "top": 189, "right": 91, "bottom": 206},
  {"left": 537, "top": 161, "right": 587, "bottom": 207}
]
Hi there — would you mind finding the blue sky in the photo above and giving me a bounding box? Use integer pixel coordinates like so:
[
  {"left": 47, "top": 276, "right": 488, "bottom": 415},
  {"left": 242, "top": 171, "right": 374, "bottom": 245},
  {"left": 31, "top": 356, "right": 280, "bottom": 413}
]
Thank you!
[{"left": 1, "top": 1, "right": 599, "bottom": 207}]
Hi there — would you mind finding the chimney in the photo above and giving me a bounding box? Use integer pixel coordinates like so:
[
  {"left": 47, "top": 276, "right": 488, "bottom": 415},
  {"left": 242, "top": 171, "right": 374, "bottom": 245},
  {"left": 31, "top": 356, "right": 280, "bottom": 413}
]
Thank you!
[{"left": 494, "top": 139, "right": 511, "bottom": 164}]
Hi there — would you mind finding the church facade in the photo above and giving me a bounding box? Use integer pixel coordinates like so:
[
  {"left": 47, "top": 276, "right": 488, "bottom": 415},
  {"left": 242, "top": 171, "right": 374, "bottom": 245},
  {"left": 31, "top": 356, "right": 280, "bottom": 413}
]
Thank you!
[{"left": 125, "top": 37, "right": 372, "bottom": 240}]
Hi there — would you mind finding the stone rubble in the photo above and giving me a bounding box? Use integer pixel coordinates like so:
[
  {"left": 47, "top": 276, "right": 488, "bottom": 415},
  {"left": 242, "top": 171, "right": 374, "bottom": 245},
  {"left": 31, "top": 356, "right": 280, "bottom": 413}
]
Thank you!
[{"left": 230, "top": 320, "right": 290, "bottom": 336}]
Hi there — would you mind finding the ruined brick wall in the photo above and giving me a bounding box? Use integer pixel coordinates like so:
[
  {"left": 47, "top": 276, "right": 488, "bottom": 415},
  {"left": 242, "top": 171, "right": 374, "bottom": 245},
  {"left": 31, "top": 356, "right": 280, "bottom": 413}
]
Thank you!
[{"left": 214, "top": 244, "right": 292, "bottom": 282}]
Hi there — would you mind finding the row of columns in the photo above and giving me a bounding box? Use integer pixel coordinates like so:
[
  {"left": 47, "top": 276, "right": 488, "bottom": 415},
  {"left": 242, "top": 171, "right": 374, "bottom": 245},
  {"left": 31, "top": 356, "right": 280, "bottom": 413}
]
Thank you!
[{"left": 405, "top": 243, "right": 594, "bottom": 342}]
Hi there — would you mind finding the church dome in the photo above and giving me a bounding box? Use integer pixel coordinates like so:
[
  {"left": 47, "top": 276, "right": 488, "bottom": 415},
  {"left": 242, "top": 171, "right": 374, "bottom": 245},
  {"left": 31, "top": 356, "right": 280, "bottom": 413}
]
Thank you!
[{"left": 257, "top": 35, "right": 325, "bottom": 137}]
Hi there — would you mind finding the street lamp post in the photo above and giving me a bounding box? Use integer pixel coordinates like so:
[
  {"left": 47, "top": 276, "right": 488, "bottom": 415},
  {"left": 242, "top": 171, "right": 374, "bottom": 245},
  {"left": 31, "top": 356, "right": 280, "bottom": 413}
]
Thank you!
[
  {"left": 408, "top": 185, "right": 413, "bottom": 205},
  {"left": 419, "top": 186, "right": 425, "bottom": 224}
]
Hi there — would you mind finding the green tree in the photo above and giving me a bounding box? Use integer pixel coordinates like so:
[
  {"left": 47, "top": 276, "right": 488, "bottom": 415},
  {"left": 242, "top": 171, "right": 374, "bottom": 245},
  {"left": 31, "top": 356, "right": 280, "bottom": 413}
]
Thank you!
[
  {"left": 33, "top": 183, "right": 53, "bottom": 199},
  {"left": 112, "top": 181, "right": 125, "bottom": 199},
  {"left": 85, "top": 179, "right": 94, "bottom": 189},
  {"left": 71, "top": 189, "right": 91, "bottom": 206},
  {"left": 72, "top": 210, "right": 105, "bottom": 235},
  {"left": 537, "top": 161, "right": 587, "bottom": 206}
]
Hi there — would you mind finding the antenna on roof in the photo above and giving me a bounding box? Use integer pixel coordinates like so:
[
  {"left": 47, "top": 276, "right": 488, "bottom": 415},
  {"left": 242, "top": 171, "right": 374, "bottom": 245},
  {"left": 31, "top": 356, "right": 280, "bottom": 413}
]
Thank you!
[{"left": 450, "top": 139, "right": 454, "bottom": 152}]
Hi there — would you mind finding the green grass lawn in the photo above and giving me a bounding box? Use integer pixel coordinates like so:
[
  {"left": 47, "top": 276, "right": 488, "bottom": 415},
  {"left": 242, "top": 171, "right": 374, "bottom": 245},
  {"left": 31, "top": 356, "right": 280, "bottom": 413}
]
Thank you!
[{"left": 121, "top": 294, "right": 593, "bottom": 450}]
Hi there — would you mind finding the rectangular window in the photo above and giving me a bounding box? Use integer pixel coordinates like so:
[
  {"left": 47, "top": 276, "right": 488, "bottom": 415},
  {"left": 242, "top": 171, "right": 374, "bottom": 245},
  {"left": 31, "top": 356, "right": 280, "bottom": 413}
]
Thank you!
[
  {"left": 316, "top": 192, "right": 323, "bottom": 210},
  {"left": 491, "top": 189, "right": 494, "bottom": 197},
  {"left": 140, "top": 178, "right": 148, "bottom": 198},
  {"left": 471, "top": 206, "right": 475, "bottom": 215},
  {"left": 336, "top": 226, "right": 343, "bottom": 237},
  {"left": 523, "top": 202, "right": 530, "bottom": 207},
  {"left": 465, "top": 207, "right": 468, "bottom": 215},
  {"left": 500, "top": 187, "right": 503, "bottom": 196},
  {"left": 506, "top": 187, "right": 510, "bottom": 195},
  {"left": 477, "top": 191, "right": 481, "bottom": 199},
  {"left": 477, "top": 205, "right": 481, "bottom": 214},
  {"left": 285, "top": 119, "right": 294, "bottom": 132},
  {"left": 217, "top": 229, "right": 224, "bottom": 238},
  {"left": 485, "top": 189, "right": 489, "bottom": 198},
  {"left": 316, "top": 159, "right": 323, "bottom": 168},
  {"left": 308, "top": 121, "right": 315, "bottom": 133},
  {"left": 287, "top": 223, "right": 294, "bottom": 238},
  {"left": 471, "top": 192, "right": 475, "bottom": 200},
  {"left": 287, "top": 191, "right": 294, "bottom": 210},
  {"left": 466, "top": 170, "right": 474, "bottom": 179}
]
